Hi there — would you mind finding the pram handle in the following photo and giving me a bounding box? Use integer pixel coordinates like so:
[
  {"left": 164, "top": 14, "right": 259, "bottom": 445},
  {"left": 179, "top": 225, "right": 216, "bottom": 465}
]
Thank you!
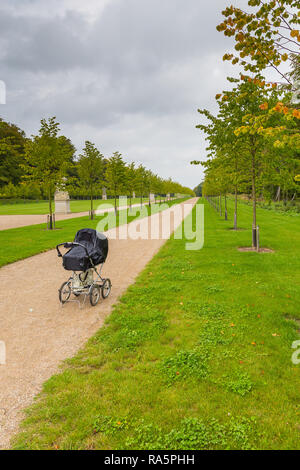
[{"left": 56, "top": 242, "right": 90, "bottom": 259}]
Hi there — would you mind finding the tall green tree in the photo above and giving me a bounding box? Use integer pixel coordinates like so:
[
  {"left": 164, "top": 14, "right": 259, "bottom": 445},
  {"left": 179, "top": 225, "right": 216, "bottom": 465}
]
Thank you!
[
  {"left": 135, "top": 164, "right": 147, "bottom": 208},
  {"left": 105, "top": 152, "right": 127, "bottom": 213},
  {"left": 125, "top": 162, "right": 137, "bottom": 209},
  {"left": 77, "top": 141, "right": 104, "bottom": 220},
  {"left": 194, "top": 77, "right": 291, "bottom": 245},
  {"left": 0, "top": 118, "right": 26, "bottom": 187},
  {"left": 23, "top": 117, "right": 75, "bottom": 229}
]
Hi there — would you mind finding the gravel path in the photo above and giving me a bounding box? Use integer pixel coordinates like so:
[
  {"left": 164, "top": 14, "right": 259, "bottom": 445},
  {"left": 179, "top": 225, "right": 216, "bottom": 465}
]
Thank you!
[{"left": 0, "top": 198, "right": 197, "bottom": 448}]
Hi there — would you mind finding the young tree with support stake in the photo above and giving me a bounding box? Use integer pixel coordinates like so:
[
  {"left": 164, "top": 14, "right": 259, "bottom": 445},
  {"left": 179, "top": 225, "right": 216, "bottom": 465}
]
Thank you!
[
  {"left": 77, "top": 141, "right": 104, "bottom": 220},
  {"left": 135, "top": 164, "right": 147, "bottom": 208},
  {"left": 144, "top": 169, "right": 155, "bottom": 207},
  {"left": 125, "top": 162, "right": 137, "bottom": 209},
  {"left": 23, "top": 117, "right": 75, "bottom": 229},
  {"left": 192, "top": 85, "right": 249, "bottom": 230},
  {"left": 105, "top": 152, "right": 127, "bottom": 213},
  {"left": 194, "top": 76, "right": 292, "bottom": 247}
]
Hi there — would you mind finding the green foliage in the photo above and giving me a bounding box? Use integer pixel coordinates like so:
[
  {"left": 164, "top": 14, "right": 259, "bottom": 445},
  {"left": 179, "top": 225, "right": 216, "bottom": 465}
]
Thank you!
[
  {"left": 77, "top": 141, "right": 104, "bottom": 191},
  {"left": 0, "top": 114, "right": 194, "bottom": 206},
  {"left": 217, "top": 0, "right": 300, "bottom": 84},
  {"left": 125, "top": 162, "right": 137, "bottom": 203},
  {"left": 77, "top": 141, "right": 104, "bottom": 217},
  {"left": 193, "top": 182, "right": 203, "bottom": 197},
  {"left": 105, "top": 152, "right": 127, "bottom": 211},
  {"left": 195, "top": 75, "right": 299, "bottom": 238},
  {"left": 0, "top": 118, "right": 26, "bottom": 188},
  {"left": 22, "top": 117, "right": 75, "bottom": 216}
]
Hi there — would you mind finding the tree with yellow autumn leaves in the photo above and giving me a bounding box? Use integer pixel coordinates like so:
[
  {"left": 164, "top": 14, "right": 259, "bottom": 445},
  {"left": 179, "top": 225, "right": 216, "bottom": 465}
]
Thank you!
[{"left": 192, "top": 0, "right": 300, "bottom": 248}]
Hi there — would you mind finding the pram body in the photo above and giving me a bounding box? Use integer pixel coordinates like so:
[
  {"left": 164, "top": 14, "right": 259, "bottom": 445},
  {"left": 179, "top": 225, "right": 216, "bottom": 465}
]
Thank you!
[
  {"left": 62, "top": 228, "right": 108, "bottom": 271},
  {"left": 56, "top": 229, "right": 111, "bottom": 306}
]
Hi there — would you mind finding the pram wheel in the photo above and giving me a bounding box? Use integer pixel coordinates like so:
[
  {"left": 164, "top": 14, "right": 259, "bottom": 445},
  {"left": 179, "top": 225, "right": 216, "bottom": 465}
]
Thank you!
[
  {"left": 89, "top": 284, "right": 101, "bottom": 306},
  {"left": 59, "top": 281, "right": 71, "bottom": 304},
  {"left": 101, "top": 278, "right": 111, "bottom": 299}
]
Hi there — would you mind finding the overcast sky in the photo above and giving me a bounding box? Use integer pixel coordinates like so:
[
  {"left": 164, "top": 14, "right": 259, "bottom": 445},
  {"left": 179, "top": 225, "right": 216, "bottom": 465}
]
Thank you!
[{"left": 0, "top": 0, "right": 250, "bottom": 189}]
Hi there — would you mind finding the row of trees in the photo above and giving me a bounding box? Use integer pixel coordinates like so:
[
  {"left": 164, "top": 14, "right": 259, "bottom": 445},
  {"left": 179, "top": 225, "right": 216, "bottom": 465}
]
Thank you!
[
  {"left": 75, "top": 140, "right": 192, "bottom": 218},
  {"left": 0, "top": 116, "right": 193, "bottom": 227},
  {"left": 192, "top": 0, "right": 300, "bottom": 247}
]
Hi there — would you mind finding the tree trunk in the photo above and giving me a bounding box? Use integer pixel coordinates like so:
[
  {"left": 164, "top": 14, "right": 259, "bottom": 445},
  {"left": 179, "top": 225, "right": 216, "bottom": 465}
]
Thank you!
[
  {"left": 219, "top": 195, "right": 222, "bottom": 216},
  {"left": 90, "top": 187, "right": 94, "bottom": 220},
  {"left": 225, "top": 194, "right": 228, "bottom": 220},
  {"left": 48, "top": 188, "right": 53, "bottom": 230},
  {"left": 234, "top": 157, "right": 238, "bottom": 230},
  {"left": 234, "top": 185, "right": 238, "bottom": 230},
  {"left": 251, "top": 149, "right": 257, "bottom": 248}
]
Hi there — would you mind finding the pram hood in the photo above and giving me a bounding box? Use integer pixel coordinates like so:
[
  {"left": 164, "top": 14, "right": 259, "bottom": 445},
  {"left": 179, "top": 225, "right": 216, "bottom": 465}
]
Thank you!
[{"left": 62, "top": 228, "right": 108, "bottom": 271}]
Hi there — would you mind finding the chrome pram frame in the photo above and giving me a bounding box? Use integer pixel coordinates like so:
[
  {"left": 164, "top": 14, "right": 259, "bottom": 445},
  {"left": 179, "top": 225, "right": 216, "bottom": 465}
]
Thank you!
[{"left": 56, "top": 242, "right": 111, "bottom": 307}]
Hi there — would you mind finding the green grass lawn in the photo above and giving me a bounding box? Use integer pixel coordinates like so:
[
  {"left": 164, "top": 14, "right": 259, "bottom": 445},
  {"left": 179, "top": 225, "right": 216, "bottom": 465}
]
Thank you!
[
  {"left": 221, "top": 195, "right": 300, "bottom": 216},
  {"left": 11, "top": 198, "right": 300, "bottom": 450},
  {"left": 0, "top": 198, "right": 150, "bottom": 215},
  {"left": 0, "top": 198, "right": 185, "bottom": 268}
]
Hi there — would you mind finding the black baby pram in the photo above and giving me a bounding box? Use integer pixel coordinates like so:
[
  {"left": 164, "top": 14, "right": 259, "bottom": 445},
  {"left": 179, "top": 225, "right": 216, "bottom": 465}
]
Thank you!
[{"left": 56, "top": 228, "right": 111, "bottom": 306}]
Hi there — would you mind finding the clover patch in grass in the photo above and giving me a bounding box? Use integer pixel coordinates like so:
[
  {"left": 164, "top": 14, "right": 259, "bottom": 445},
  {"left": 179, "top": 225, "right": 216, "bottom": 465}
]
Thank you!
[
  {"left": 222, "top": 371, "right": 253, "bottom": 396},
  {"left": 199, "top": 320, "right": 233, "bottom": 347},
  {"left": 159, "top": 348, "right": 209, "bottom": 384},
  {"left": 124, "top": 416, "right": 257, "bottom": 450}
]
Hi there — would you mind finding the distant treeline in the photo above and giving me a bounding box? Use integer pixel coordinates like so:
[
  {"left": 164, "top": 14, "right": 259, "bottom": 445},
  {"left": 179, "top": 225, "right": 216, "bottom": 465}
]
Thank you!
[{"left": 0, "top": 117, "right": 194, "bottom": 200}]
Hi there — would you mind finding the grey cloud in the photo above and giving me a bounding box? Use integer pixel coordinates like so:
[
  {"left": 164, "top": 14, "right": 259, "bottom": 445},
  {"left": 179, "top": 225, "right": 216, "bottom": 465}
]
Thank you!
[{"left": 0, "top": 0, "right": 249, "bottom": 187}]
